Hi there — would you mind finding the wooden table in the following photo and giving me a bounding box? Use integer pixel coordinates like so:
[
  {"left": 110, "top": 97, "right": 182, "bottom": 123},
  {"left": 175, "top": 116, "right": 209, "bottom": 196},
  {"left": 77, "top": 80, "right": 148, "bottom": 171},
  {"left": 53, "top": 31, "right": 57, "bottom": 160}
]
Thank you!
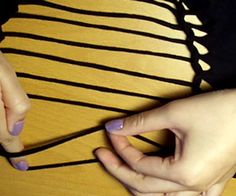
[{"left": 0, "top": 0, "right": 235, "bottom": 195}]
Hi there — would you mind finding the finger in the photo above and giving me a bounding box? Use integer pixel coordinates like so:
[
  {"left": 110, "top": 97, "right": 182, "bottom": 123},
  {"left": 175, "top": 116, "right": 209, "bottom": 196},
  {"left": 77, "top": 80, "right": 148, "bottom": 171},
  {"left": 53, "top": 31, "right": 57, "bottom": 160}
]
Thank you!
[
  {"left": 95, "top": 148, "right": 187, "bottom": 193},
  {"left": 6, "top": 140, "right": 28, "bottom": 171},
  {"left": 2, "top": 74, "right": 30, "bottom": 136},
  {"left": 109, "top": 134, "right": 180, "bottom": 181},
  {"left": 105, "top": 105, "right": 173, "bottom": 136},
  {"left": 0, "top": 99, "right": 28, "bottom": 171},
  {"left": 205, "top": 180, "right": 228, "bottom": 196},
  {"left": 0, "top": 52, "right": 30, "bottom": 136},
  {"left": 204, "top": 165, "right": 236, "bottom": 196}
]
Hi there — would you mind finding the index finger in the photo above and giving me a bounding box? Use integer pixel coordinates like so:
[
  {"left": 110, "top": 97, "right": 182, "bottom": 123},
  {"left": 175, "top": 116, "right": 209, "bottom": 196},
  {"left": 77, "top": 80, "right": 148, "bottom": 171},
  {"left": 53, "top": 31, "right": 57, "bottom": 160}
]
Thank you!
[
  {"left": 0, "top": 52, "right": 30, "bottom": 135},
  {"left": 95, "top": 147, "right": 187, "bottom": 193},
  {"left": 108, "top": 134, "right": 180, "bottom": 181}
]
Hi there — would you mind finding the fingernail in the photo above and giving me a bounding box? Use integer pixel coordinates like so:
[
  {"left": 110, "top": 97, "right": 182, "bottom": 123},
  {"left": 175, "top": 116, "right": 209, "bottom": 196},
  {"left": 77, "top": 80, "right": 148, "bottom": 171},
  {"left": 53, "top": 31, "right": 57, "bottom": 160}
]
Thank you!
[
  {"left": 105, "top": 119, "right": 124, "bottom": 132},
  {"left": 12, "top": 160, "right": 28, "bottom": 171},
  {"left": 11, "top": 121, "right": 24, "bottom": 136}
]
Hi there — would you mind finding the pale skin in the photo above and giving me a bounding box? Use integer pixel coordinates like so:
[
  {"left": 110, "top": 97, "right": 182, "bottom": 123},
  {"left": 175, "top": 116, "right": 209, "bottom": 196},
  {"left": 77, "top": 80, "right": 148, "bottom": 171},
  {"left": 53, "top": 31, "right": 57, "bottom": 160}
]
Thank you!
[
  {"left": 0, "top": 50, "right": 30, "bottom": 170},
  {"left": 95, "top": 90, "right": 236, "bottom": 195}
]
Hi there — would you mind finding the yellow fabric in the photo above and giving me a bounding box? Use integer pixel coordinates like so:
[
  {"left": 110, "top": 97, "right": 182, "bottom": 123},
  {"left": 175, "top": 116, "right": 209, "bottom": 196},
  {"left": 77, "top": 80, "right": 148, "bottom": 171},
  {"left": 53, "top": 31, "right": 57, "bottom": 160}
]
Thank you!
[{"left": 0, "top": 0, "right": 235, "bottom": 195}]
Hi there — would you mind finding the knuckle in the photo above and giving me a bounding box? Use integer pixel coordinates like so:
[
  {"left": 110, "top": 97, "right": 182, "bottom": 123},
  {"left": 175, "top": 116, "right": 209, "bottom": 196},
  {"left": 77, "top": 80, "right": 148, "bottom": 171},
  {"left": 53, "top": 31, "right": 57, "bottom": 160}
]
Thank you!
[
  {"left": 133, "top": 175, "right": 150, "bottom": 194},
  {"left": 133, "top": 185, "right": 146, "bottom": 194},
  {"left": 1, "top": 135, "right": 15, "bottom": 146},
  {"left": 13, "top": 100, "right": 31, "bottom": 115},
  {"left": 131, "top": 112, "right": 145, "bottom": 130},
  {"left": 131, "top": 154, "right": 146, "bottom": 172},
  {"left": 179, "top": 175, "right": 197, "bottom": 188}
]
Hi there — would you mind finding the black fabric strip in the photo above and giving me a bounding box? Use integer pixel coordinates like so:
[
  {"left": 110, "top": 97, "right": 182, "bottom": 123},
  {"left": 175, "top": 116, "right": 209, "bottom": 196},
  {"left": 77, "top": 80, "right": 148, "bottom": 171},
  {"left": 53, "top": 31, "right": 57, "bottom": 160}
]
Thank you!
[
  {"left": 14, "top": 13, "right": 182, "bottom": 43},
  {"left": 134, "top": 135, "right": 165, "bottom": 149},
  {"left": 184, "top": 22, "right": 206, "bottom": 31},
  {"left": 2, "top": 126, "right": 103, "bottom": 157},
  {"left": 27, "top": 147, "right": 174, "bottom": 171},
  {"left": 18, "top": 0, "right": 179, "bottom": 30},
  {"left": 28, "top": 159, "right": 98, "bottom": 171},
  {"left": 4, "top": 27, "right": 183, "bottom": 45},
  {"left": 27, "top": 146, "right": 172, "bottom": 171},
  {"left": 26, "top": 147, "right": 175, "bottom": 171},
  {"left": 17, "top": 72, "right": 169, "bottom": 102},
  {"left": 19, "top": 0, "right": 175, "bottom": 18},
  {"left": 4, "top": 31, "right": 186, "bottom": 58},
  {"left": 1, "top": 48, "right": 192, "bottom": 87},
  {"left": 133, "top": 0, "right": 176, "bottom": 14},
  {"left": 174, "top": 1, "right": 202, "bottom": 93},
  {"left": 28, "top": 94, "right": 133, "bottom": 114},
  {"left": 1, "top": 122, "right": 165, "bottom": 158}
]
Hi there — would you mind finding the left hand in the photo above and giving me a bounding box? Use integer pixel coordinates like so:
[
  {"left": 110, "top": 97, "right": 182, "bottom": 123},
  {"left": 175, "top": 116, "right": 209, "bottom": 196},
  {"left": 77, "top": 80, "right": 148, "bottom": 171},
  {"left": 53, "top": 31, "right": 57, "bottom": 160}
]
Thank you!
[{"left": 0, "top": 51, "right": 31, "bottom": 170}]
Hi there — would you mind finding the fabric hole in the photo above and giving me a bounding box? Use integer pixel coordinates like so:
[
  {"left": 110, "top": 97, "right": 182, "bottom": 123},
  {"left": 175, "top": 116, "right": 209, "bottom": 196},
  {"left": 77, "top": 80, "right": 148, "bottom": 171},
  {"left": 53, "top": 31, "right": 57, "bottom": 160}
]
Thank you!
[
  {"left": 192, "top": 28, "right": 207, "bottom": 37},
  {"left": 193, "top": 41, "right": 208, "bottom": 55},
  {"left": 182, "top": 2, "right": 190, "bottom": 10},
  {"left": 200, "top": 79, "right": 212, "bottom": 91},
  {"left": 184, "top": 15, "right": 203, "bottom": 26},
  {"left": 198, "top": 59, "right": 211, "bottom": 71}
]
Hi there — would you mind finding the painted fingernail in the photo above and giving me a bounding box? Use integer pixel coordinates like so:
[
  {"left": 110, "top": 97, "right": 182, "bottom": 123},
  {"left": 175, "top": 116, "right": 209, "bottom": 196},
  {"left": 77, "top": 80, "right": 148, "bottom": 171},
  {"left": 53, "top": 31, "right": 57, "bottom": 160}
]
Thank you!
[
  {"left": 12, "top": 160, "right": 28, "bottom": 171},
  {"left": 11, "top": 121, "right": 24, "bottom": 136},
  {"left": 105, "top": 119, "right": 124, "bottom": 132}
]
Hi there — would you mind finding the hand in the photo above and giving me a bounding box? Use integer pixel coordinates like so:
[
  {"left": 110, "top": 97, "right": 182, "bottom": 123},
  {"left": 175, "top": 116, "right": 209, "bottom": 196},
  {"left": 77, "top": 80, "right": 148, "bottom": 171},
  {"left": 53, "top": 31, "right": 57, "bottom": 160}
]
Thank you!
[
  {"left": 0, "top": 51, "right": 31, "bottom": 170},
  {"left": 95, "top": 90, "right": 236, "bottom": 195}
]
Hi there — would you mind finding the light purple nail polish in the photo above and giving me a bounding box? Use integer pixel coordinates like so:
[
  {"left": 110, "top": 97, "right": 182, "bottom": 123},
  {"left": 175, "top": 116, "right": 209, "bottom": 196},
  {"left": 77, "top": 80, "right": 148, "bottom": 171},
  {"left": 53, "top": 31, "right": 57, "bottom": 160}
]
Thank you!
[
  {"left": 11, "top": 121, "right": 24, "bottom": 136},
  {"left": 105, "top": 119, "right": 124, "bottom": 132},
  {"left": 12, "top": 161, "right": 28, "bottom": 171}
]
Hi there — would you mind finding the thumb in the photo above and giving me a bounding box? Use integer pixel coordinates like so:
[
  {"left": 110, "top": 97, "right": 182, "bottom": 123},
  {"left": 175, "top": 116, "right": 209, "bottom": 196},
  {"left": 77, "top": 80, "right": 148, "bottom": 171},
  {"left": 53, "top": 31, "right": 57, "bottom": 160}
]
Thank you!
[{"left": 105, "top": 105, "right": 172, "bottom": 135}]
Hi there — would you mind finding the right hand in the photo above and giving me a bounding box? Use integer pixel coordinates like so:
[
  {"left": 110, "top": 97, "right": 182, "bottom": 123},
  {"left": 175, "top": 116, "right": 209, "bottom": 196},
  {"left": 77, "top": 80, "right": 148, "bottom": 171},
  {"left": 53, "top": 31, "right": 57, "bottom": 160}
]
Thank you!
[
  {"left": 96, "top": 89, "right": 236, "bottom": 195},
  {"left": 0, "top": 50, "right": 31, "bottom": 171}
]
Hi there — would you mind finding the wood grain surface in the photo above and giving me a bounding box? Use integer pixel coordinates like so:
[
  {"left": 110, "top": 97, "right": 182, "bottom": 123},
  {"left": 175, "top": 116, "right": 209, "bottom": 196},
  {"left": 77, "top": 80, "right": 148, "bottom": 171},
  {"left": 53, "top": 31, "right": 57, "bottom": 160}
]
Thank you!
[{"left": 0, "top": 0, "right": 235, "bottom": 195}]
